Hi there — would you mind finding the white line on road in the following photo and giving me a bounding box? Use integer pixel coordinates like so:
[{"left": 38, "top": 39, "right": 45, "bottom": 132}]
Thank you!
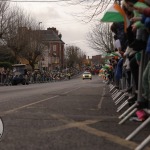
[
  {"left": 98, "top": 85, "right": 106, "bottom": 109},
  {"left": 0, "top": 87, "right": 81, "bottom": 116}
]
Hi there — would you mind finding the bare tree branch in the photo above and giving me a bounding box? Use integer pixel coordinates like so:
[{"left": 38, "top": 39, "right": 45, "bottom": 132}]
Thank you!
[
  {"left": 65, "top": 45, "right": 85, "bottom": 67},
  {"left": 67, "top": 0, "right": 113, "bottom": 23},
  {"left": 86, "top": 23, "right": 114, "bottom": 53}
]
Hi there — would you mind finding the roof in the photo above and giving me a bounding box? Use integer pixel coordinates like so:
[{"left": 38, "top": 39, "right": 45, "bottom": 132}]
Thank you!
[{"left": 40, "top": 29, "right": 65, "bottom": 44}]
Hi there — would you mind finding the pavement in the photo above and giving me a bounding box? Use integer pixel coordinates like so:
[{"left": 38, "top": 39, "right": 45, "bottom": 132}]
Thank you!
[{"left": 100, "top": 83, "right": 150, "bottom": 150}]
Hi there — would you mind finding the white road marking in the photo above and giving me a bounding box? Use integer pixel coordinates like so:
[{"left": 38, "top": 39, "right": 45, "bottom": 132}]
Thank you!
[
  {"left": 98, "top": 85, "right": 106, "bottom": 109},
  {"left": 0, "top": 87, "right": 81, "bottom": 116}
]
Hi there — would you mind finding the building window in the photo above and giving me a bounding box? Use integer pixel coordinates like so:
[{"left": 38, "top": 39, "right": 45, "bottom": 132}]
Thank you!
[
  {"left": 53, "top": 45, "right": 56, "bottom": 52},
  {"left": 48, "top": 46, "right": 51, "bottom": 53}
]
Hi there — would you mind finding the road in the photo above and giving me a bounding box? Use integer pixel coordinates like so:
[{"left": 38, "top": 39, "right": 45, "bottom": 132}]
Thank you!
[{"left": 0, "top": 75, "right": 149, "bottom": 150}]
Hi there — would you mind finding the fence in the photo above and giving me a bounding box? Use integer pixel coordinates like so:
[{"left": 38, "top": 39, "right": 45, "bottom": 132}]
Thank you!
[
  {"left": 0, "top": 70, "right": 79, "bottom": 86},
  {"left": 106, "top": 51, "right": 150, "bottom": 149}
]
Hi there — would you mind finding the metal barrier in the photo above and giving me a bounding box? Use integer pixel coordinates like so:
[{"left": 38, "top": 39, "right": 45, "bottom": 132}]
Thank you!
[
  {"left": 126, "top": 116, "right": 150, "bottom": 141},
  {"left": 135, "top": 135, "right": 150, "bottom": 150},
  {"left": 107, "top": 62, "right": 150, "bottom": 149},
  {"left": 0, "top": 72, "right": 76, "bottom": 86}
]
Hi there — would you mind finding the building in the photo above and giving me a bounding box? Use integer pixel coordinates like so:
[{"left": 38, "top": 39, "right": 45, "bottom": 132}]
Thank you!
[
  {"left": 18, "top": 27, "right": 65, "bottom": 71},
  {"left": 91, "top": 55, "right": 102, "bottom": 66},
  {"left": 82, "top": 55, "right": 92, "bottom": 67},
  {"left": 40, "top": 27, "right": 65, "bottom": 71}
]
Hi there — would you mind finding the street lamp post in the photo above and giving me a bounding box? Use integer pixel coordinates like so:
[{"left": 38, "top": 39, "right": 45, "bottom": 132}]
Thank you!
[
  {"left": 39, "top": 22, "right": 42, "bottom": 30},
  {"left": 38, "top": 22, "right": 42, "bottom": 72}
]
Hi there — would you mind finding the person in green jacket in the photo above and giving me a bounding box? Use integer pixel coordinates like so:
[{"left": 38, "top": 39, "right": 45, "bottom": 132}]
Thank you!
[{"left": 67, "top": 72, "right": 71, "bottom": 80}]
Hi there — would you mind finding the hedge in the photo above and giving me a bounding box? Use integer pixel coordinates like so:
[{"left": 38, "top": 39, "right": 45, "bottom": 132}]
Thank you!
[{"left": 0, "top": 62, "right": 12, "bottom": 69}]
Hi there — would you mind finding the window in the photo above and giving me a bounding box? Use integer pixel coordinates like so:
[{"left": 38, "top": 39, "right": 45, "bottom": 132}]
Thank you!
[{"left": 53, "top": 45, "right": 56, "bottom": 52}]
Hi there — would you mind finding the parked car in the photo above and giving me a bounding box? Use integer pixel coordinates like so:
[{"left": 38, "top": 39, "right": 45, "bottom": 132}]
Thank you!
[
  {"left": 11, "top": 74, "right": 28, "bottom": 85},
  {"left": 82, "top": 71, "right": 92, "bottom": 80},
  {"left": 11, "top": 64, "right": 29, "bottom": 85}
]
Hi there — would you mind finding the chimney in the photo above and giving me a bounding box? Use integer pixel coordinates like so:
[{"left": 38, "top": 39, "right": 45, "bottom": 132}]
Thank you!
[{"left": 47, "top": 27, "right": 58, "bottom": 35}]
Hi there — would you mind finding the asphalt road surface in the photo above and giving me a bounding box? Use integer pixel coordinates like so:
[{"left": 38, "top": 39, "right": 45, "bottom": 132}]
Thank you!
[{"left": 0, "top": 75, "right": 149, "bottom": 150}]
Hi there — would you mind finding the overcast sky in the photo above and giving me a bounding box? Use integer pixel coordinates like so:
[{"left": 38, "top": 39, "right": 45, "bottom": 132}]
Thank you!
[{"left": 11, "top": 0, "right": 101, "bottom": 58}]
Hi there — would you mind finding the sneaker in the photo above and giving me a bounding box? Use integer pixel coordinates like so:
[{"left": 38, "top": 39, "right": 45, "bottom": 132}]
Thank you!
[
  {"left": 120, "top": 87, "right": 133, "bottom": 93},
  {"left": 129, "top": 117, "right": 143, "bottom": 122}
]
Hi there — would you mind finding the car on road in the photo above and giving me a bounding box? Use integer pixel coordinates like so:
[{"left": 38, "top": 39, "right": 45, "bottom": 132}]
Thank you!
[{"left": 82, "top": 71, "right": 92, "bottom": 80}]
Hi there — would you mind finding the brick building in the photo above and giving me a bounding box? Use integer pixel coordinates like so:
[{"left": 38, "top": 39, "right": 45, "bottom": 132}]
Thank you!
[
  {"left": 40, "top": 27, "right": 65, "bottom": 71},
  {"left": 91, "top": 55, "right": 102, "bottom": 66},
  {"left": 18, "top": 27, "right": 65, "bottom": 71}
]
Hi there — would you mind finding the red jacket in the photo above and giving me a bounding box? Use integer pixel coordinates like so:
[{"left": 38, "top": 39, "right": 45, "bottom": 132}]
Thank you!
[{"left": 143, "top": 8, "right": 150, "bottom": 16}]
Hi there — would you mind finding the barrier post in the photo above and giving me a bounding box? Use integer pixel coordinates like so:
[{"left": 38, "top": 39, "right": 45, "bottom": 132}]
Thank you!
[
  {"left": 135, "top": 135, "right": 150, "bottom": 150},
  {"left": 115, "top": 93, "right": 129, "bottom": 105},
  {"left": 126, "top": 117, "right": 150, "bottom": 140},
  {"left": 113, "top": 91, "right": 123, "bottom": 101},
  {"left": 117, "top": 100, "right": 128, "bottom": 112},
  {"left": 118, "top": 108, "right": 137, "bottom": 124},
  {"left": 118, "top": 103, "right": 137, "bottom": 119}
]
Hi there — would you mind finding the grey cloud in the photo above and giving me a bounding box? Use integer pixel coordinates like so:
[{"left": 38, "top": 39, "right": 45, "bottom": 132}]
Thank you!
[{"left": 32, "top": 6, "right": 61, "bottom": 20}]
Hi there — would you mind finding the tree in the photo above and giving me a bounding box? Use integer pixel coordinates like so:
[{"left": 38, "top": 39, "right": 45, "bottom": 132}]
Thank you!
[
  {"left": 0, "top": 1, "right": 47, "bottom": 70},
  {"left": 66, "top": 1, "right": 118, "bottom": 56},
  {"left": 0, "top": 1, "right": 10, "bottom": 38},
  {"left": 3, "top": 3, "right": 45, "bottom": 70},
  {"left": 0, "top": 1, "right": 15, "bottom": 62},
  {"left": 20, "top": 30, "right": 47, "bottom": 71},
  {"left": 6, "top": 7, "right": 38, "bottom": 63},
  {"left": 0, "top": 45, "right": 15, "bottom": 62},
  {"left": 67, "top": 0, "right": 113, "bottom": 22},
  {"left": 65, "top": 45, "right": 85, "bottom": 68},
  {"left": 86, "top": 23, "right": 114, "bottom": 53}
]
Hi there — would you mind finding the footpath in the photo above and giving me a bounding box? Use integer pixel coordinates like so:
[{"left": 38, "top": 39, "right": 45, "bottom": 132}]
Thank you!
[{"left": 97, "top": 82, "right": 150, "bottom": 150}]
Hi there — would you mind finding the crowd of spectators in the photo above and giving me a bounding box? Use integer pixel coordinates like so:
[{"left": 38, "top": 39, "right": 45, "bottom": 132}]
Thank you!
[
  {"left": 0, "top": 67, "right": 80, "bottom": 86},
  {"left": 100, "top": 0, "right": 150, "bottom": 122}
]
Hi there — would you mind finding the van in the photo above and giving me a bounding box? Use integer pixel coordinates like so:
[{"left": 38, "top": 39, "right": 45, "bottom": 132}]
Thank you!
[{"left": 11, "top": 64, "right": 29, "bottom": 85}]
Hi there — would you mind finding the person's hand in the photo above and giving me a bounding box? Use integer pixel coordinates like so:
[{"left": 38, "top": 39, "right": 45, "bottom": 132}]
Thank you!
[
  {"left": 131, "top": 24, "right": 137, "bottom": 32},
  {"left": 130, "top": 17, "right": 142, "bottom": 22}
]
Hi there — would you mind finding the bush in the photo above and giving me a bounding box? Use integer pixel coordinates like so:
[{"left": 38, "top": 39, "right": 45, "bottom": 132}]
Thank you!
[{"left": 0, "top": 62, "right": 12, "bottom": 69}]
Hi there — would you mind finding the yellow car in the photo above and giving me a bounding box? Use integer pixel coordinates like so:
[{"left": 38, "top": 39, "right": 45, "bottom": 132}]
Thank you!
[{"left": 82, "top": 71, "right": 92, "bottom": 80}]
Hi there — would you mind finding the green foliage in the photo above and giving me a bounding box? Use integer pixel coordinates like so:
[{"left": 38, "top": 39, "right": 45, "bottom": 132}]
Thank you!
[{"left": 0, "top": 62, "right": 12, "bottom": 69}]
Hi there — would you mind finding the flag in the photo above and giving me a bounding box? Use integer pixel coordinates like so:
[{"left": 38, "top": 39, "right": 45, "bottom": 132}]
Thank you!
[{"left": 101, "top": 3, "right": 130, "bottom": 32}]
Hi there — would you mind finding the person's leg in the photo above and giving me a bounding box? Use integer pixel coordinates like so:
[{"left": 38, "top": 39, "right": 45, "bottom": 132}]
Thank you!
[
  {"left": 126, "top": 70, "right": 131, "bottom": 88},
  {"left": 130, "top": 56, "right": 139, "bottom": 90},
  {"left": 135, "top": 61, "right": 150, "bottom": 109},
  {"left": 142, "top": 61, "right": 150, "bottom": 101}
]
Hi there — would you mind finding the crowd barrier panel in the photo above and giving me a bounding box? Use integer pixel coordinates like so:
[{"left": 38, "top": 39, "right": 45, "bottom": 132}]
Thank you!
[
  {"left": 108, "top": 53, "right": 150, "bottom": 149},
  {"left": 0, "top": 73, "right": 68, "bottom": 86},
  {"left": 115, "top": 92, "right": 129, "bottom": 105},
  {"left": 126, "top": 116, "right": 150, "bottom": 141},
  {"left": 109, "top": 84, "right": 150, "bottom": 149},
  {"left": 112, "top": 91, "right": 123, "bottom": 101}
]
